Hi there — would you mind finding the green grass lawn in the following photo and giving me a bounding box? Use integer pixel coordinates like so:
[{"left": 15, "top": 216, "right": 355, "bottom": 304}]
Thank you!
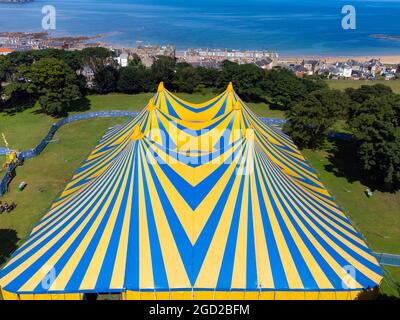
[
  {"left": 326, "top": 79, "right": 400, "bottom": 93},
  {"left": 303, "top": 148, "right": 400, "bottom": 255},
  {"left": 0, "top": 92, "right": 398, "bottom": 298},
  {"left": 303, "top": 147, "right": 400, "bottom": 298}
]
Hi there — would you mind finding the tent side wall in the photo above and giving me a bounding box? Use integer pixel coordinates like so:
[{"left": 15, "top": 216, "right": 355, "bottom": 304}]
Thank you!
[
  {"left": 1, "top": 288, "right": 83, "bottom": 300},
  {"left": 121, "top": 288, "right": 380, "bottom": 300}
]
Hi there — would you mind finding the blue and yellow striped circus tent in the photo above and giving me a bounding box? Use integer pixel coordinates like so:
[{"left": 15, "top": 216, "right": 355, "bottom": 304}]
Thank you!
[{"left": 0, "top": 83, "right": 382, "bottom": 300}]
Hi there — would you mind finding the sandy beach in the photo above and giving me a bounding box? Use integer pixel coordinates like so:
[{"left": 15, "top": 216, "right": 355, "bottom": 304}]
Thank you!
[{"left": 280, "top": 55, "right": 400, "bottom": 65}]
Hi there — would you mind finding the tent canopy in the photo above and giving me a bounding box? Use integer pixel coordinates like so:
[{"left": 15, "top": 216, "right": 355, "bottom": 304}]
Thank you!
[{"left": 0, "top": 83, "right": 382, "bottom": 299}]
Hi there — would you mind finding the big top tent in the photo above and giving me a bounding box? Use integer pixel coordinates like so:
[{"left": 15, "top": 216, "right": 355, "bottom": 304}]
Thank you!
[{"left": 0, "top": 83, "right": 382, "bottom": 300}]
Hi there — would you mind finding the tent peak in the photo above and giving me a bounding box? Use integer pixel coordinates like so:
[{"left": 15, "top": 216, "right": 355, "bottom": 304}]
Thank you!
[
  {"left": 147, "top": 98, "right": 157, "bottom": 112},
  {"left": 131, "top": 125, "right": 144, "bottom": 141},
  {"left": 157, "top": 82, "right": 165, "bottom": 93},
  {"left": 227, "top": 82, "right": 234, "bottom": 92}
]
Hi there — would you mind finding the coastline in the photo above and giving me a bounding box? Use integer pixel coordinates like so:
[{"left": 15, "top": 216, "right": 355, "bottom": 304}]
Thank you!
[
  {"left": 279, "top": 55, "right": 400, "bottom": 64},
  {"left": 1, "top": 31, "right": 399, "bottom": 65}
]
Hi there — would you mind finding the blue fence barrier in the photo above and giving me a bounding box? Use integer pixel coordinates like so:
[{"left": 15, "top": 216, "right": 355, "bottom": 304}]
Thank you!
[
  {"left": 0, "top": 148, "right": 10, "bottom": 155},
  {"left": 260, "top": 117, "right": 286, "bottom": 127},
  {"left": 374, "top": 253, "right": 400, "bottom": 267},
  {"left": 0, "top": 161, "right": 16, "bottom": 197},
  {"left": 20, "top": 111, "right": 139, "bottom": 159}
]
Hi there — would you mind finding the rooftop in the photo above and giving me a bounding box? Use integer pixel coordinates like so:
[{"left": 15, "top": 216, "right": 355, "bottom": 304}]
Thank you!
[{"left": 0, "top": 48, "right": 14, "bottom": 53}]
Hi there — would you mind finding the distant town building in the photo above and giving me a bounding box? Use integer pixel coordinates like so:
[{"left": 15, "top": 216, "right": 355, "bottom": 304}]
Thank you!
[
  {"left": 254, "top": 58, "right": 274, "bottom": 70},
  {"left": 293, "top": 65, "right": 308, "bottom": 78},
  {"left": 80, "top": 65, "right": 95, "bottom": 88},
  {"left": 182, "top": 48, "right": 278, "bottom": 67},
  {"left": 302, "top": 60, "right": 319, "bottom": 74},
  {"left": 131, "top": 42, "right": 176, "bottom": 67}
]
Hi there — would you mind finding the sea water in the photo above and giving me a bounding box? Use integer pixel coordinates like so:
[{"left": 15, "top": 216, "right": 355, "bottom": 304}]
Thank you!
[{"left": 0, "top": 0, "right": 399, "bottom": 55}]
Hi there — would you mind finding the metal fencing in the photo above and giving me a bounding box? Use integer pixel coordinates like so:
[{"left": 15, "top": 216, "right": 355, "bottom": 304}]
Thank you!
[
  {"left": 0, "top": 148, "right": 9, "bottom": 155},
  {"left": 374, "top": 253, "right": 400, "bottom": 267},
  {"left": 0, "top": 161, "right": 16, "bottom": 197},
  {"left": 20, "top": 111, "right": 139, "bottom": 159}
]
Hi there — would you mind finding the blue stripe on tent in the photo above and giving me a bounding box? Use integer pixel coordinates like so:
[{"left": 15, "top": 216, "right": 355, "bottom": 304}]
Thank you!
[
  {"left": 270, "top": 175, "right": 346, "bottom": 289},
  {"left": 95, "top": 146, "right": 135, "bottom": 290},
  {"left": 63, "top": 151, "right": 131, "bottom": 292},
  {"left": 254, "top": 160, "right": 288, "bottom": 289},
  {"left": 167, "top": 92, "right": 225, "bottom": 113},
  {"left": 29, "top": 146, "right": 129, "bottom": 238},
  {"left": 153, "top": 112, "right": 177, "bottom": 150},
  {"left": 157, "top": 161, "right": 230, "bottom": 210},
  {"left": 140, "top": 152, "right": 169, "bottom": 290},
  {"left": 165, "top": 96, "right": 181, "bottom": 120},
  {"left": 269, "top": 157, "right": 368, "bottom": 248},
  {"left": 0, "top": 151, "right": 128, "bottom": 280},
  {"left": 255, "top": 133, "right": 316, "bottom": 177},
  {"left": 3, "top": 151, "right": 130, "bottom": 293},
  {"left": 160, "top": 110, "right": 231, "bottom": 137},
  {"left": 143, "top": 137, "right": 244, "bottom": 169},
  {"left": 143, "top": 155, "right": 193, "bottom": 283},
  {"left": 124, "top": 143, "right": 140, "bottom": 289},
  {"left": 246, "top": 185, "right": 258, "bottom": 290},
  {"left": 264, "top": 153, "right": 356, "bottom": 230},
  {"left": 261, "top": 158, "right": 319, "bottom": 289},
  {"left": 273, "top": 165, "right": 381, "bottom": 288},
  {"left": 214, "top": 96, "right": 229, "bottom": 118},
  {"left": 191, "top": 147, "right": 247, "bottom": 286},
  {"left": 67, "top": 151, "right": 124, "bottom": 191},
  {"left": 216, "top": 175, "right": 245, "bottom": 290},
  {"left": 272, "top": 162, "right": 368, "bottom": 244}
]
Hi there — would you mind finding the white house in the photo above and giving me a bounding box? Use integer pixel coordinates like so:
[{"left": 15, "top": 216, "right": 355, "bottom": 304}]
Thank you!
[
  {"left": 116, "top": 53, "right": 129, "bottom": 67},
  {"left": 343, "top": 66, "right": 353, "bottom": 78}
]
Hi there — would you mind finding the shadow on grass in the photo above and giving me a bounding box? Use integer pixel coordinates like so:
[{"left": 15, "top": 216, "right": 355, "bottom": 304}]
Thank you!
[
  {"left": 0, "top": 99, "right": 35, "bottom": 117},
  {"left": 0, "top": 229, "right": 19, "bottom": 266},
  {"left": 68, "top": 96, "right": 91, "bottom": 113},
  {"left": 1, "top": 95, "right": 91, "bottom": 118},
  {"left": 324, "top": 139, "right": 394, "bottom": 193},
  {"left": 378, "top": 293, "right": 400, "bottom": 300},
  {"left": 268, "top": 102, "right": 288, "bottom": 112}
]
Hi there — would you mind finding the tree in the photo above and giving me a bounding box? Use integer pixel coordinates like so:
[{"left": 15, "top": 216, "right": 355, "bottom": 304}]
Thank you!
[
  {"left": 173, "top": 64, "right": 201, "bottom": 93},
  {"left": 0, "top": 56, "right": 11, "bottom": 81},
  {"left": 350, "top": 94, "right": 400, "bottom": 190},
  {"left": 195, "top": 66, "right": 219, "bottom": 88},
  {"left": 345, "top": 84, "right": 393, "bottom": 105},
  {"left": 301, "top": 76, "right": 329, "bottom": 93},
  {"left": 346, "top": 84, "right": 394, "bottom": 121},
  {"left": 117, "top": 65, "right": 151, "bottom": 93},
  {"left": 4, "top": 49, "right": 83, "bottom": 75},
  {"left": 150, "top": 56, "right": 176, "bottom": 90},
  {"left": 78, "top": 47, "right": 116, "bottom": 73},
  {"left": 217, "top": 61, "right": 267, "bottom": 101},
  {"left": 284, "top": 89, "right": 350, "bottom": 149},
  {"left": 128, "top": 54, "right": 142, "bottom": 67},
  {"left": 15, "top": 58, "right": 81, "bottom": 116},
  {"left": 0, "top": 79, "right": 3, "bottom": 109},
  {"left": 94, "top": 65, "right": 119, "bottom": 93},
  {"left": 264, "top": 68, "right": 307, "bottom": 109}
]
